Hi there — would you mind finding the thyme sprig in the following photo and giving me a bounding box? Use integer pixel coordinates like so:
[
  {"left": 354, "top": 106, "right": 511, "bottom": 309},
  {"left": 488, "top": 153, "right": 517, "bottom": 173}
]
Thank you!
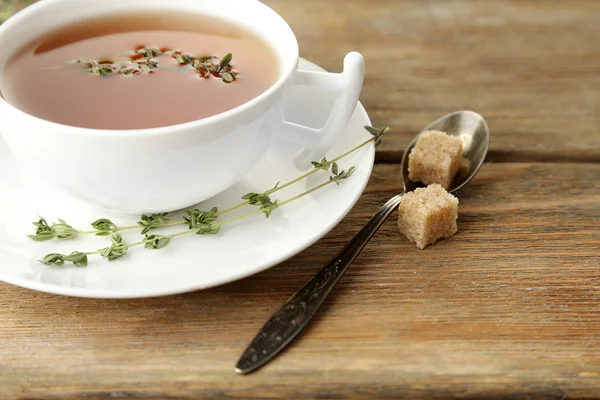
[
  {"left": 27, "top": 126, "right": 389, "bottom": 243},
  {"left": 39, "top": 164, "right": 357, "bottom": 266}
]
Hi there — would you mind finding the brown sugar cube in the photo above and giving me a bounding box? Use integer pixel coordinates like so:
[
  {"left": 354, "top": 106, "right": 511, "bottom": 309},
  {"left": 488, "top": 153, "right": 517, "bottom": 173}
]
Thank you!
[
  {"left": 408, "top": 130, "right": 464, "bottom": 189},
  {"left": 397, "top": 184, "right": 459, "bottom": 249}
]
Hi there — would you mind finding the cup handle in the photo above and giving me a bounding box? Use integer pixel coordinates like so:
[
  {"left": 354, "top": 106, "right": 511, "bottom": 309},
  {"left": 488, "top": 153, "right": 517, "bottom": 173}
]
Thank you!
[{"left": 281, "top": 52, "right": 365, "bottom": 169}]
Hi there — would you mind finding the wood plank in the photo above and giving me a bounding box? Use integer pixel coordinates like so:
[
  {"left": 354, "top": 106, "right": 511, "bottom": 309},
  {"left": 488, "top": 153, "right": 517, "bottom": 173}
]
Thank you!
[
  {"left": 1, "top": 162, "right": 599, "bottom": 399},
  {"left": 262, "top": 0, "right": 600, "bottom": 161}
]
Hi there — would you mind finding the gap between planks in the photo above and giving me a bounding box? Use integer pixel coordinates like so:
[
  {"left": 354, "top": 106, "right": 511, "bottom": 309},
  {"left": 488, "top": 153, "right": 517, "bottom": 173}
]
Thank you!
[{"left": 375, "top": 149, "right": 600, "bottom": 164}]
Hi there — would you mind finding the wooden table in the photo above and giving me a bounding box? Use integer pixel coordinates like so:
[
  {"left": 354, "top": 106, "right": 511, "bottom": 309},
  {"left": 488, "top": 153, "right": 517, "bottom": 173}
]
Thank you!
[{"left": 2, "top": 1, "right": 600, "bottom": 398}]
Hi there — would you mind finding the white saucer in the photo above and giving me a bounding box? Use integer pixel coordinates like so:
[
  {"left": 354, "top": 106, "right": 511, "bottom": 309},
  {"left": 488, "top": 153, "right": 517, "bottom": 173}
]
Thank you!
[{"left": 0, "top": 59, "right": 374, "bottom": 298}]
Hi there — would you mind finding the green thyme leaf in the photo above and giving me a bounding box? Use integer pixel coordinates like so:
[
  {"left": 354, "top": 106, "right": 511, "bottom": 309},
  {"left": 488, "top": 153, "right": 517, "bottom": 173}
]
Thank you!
[
  {"left": 364, "top": 126, "right": 390, "bottom": 146},
  {"left": 99, "top": 66, "right": 114, "bottom": 76},
  {"left": 28, "top": 217, "right": 78, "bottom": 241},
  {"left": 28, "top": 217, "right": 54, "bottom": 241},
  {"left": 90, "top": 64, "right": 101, "bottom": 76},
  {"left": 196, "top": 223, "right": 220, "bottom": 235},
  {"left": 197, "top": 67, "right": 211, "bottom": 78},
  {"left": 100, "top": 233, "right": 128, "bottom": 261},
  {"left": 174, "top": 53, "right": 193, "bottom": 65},
  {"left": 184, "top": 207, "right": 220, "bottom": 234},
  {"left": 91, "top": 218, "right": 117, "bottom": 236},
  {"left": 62, "top": 252, "right": 88, "bottom": 267},
  {"left": 330, "top": 166, "right": 356, "bottom": 185},
  {"left": 242, "top": 193, "right": 272, "bottom": 207},
  {"left": 136, "top": 48, "right": 162, "bottom": 58},
  {"left": 221, "top": 71, "right": 235, "bottom": 83},
  {"left": 260, "top": 200, "right": 279, "bottom": 218},
  {"left": 40, "top": 253, "right": 65, "bottom": 266},
  {"left": 311, "top": 157, "right": 331, "bottom": 171},
  {"left": 52, "top": 219, "right": 78, "bottom": 239},
  {"left": 40, "top": 251, "right": 87, "bottom": 267},
  {"left": 119, "top": 67, "right": 139, "bottom": 76},
  {"left": 218, "top": 53, "right": 233, "bottom": 72},
  {"left": 138, "top": 213, "right": 169, "bottom": 235},
  {"left": 144, "top": 234, "right": 171, "bottom": 250}
]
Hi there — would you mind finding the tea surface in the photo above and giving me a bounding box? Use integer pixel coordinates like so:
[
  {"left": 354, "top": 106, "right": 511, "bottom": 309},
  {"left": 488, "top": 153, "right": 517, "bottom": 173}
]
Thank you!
[{"left": 0, "top": 12, "right": 278, "bottom": 129}]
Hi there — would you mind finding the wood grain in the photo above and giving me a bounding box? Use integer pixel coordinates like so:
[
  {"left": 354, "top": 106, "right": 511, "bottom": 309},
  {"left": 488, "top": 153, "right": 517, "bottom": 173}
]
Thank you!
[
  {"left": 1, "top": 163, "right": 599, "bottom": 399},
  {"left": 263, "top": 0, "right": 600, "bottom": 162},
  {"left": 2, "top": 0, "right": 600, "bottom": 398}
]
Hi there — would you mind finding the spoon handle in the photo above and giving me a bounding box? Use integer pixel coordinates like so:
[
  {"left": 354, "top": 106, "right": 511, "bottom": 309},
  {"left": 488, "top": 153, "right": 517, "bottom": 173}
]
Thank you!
[{"left": 235, "top": 193, "right": 404, "bottom": 374}]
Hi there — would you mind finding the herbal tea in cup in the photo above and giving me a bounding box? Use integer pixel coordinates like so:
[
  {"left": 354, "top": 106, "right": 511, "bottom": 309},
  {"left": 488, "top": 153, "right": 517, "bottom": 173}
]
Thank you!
[
  {"left": 1, "top": 12, "right": 279, "bottom": 129},
  {"left": 0, "top": 0, "right": 364, "bottom": 213}
]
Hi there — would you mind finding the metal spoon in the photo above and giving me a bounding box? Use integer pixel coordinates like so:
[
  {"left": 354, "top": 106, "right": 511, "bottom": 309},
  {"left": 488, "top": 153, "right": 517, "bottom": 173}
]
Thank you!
[{"left": 235, "top": 110, "right": 490, "bottom": 374}]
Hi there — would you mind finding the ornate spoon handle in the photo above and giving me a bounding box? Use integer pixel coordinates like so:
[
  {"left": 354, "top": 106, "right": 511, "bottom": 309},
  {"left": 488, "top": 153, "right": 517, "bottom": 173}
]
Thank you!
[{"left": 235, "top": 193, "right": 404, "bottom": 374}]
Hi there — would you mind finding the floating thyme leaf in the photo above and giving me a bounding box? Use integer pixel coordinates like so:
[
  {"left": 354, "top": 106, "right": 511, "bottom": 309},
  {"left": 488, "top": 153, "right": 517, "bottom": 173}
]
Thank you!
[
  {"left": 221, "top": 71, "right": 235, "bottom": 83},
  {"left": 100, "top": 233, "right": 128, "bottom": 261},
  {"left": 119, "top": 67, "right": 139, "bottom": 76},
  {"left": 139, "top": 64, "right": 154, "bottom": 73},
  {"left": 144, "top": 234, "right": 171, "bottom": 250},
  {"left": 137, "top": 47, "right": 162, "bottom": 58},
  {"left": 174, "top": 53, "right": 193, "bottom": 65},
  {"left": 218, "top": 53, "right": 233, "bottom": 71},
  {"left": 100, "top": 66, "right": 114, "bottom": 76},
  {"left": 138, "top": 213, "right": 169, "bottom": 235},
  {"left": 89, "top": 63, "right": 101, "bottom": 76},
  {"left": 197, "top": 67, "right": 211, "bottom": 78},
  {"left": 87, "top": 61, "right": 114, "bottom": 77}
]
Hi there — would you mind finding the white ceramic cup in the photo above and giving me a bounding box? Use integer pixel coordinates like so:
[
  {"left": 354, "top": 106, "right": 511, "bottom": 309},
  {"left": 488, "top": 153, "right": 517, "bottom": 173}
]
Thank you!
[{"left": 0, "top": 0, "right": 364, "bottom": 214}]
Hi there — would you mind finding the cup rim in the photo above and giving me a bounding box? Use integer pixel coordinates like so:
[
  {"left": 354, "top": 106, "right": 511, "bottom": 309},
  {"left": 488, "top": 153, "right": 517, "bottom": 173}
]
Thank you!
[{"left": 0, "top": 0, "right": 299, "bottom": 137}]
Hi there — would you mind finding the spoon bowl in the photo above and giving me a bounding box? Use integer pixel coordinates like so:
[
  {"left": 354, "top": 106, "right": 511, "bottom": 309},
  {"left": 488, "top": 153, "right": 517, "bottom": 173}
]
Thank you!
[{"left": 401, "top": 110, "right": 490, "bottom": 194}]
